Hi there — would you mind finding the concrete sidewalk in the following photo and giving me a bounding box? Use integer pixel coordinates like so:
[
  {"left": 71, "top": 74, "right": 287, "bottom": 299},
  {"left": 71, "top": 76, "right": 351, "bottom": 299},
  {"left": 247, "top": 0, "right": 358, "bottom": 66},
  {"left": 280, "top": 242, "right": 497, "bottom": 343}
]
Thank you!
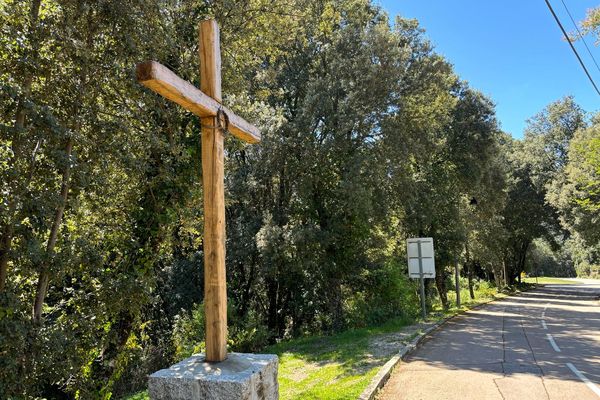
[{"left": 377, "top": 282, "right": 600, "bottom": 400}]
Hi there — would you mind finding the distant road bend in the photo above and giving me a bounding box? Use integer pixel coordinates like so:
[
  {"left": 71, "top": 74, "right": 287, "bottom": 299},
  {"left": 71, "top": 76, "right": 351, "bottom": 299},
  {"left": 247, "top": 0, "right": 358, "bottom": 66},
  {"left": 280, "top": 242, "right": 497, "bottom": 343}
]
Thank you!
[{"left": 379, "top": 279, "right": 600, "bottom": 400}]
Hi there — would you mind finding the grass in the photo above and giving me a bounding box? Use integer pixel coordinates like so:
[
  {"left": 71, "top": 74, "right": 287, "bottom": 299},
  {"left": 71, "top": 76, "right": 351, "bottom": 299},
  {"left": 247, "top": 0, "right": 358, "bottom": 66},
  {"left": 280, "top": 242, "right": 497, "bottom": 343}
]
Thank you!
[
  {"left": 443, "top": 282, "right": 502, "bottom": 313},
  {"left": 270, "top": 282, "right": 512, "bottom": 400},
  {"left": 120, "top": 317, "right": 414, "bottom": 400},
  {"left": 121, "top": 282, "right": 517, "bottom": 400},
  {"left": 522, "top": 276, "right": 577, "bottom": 285},
  {"left": 265, "top": 316, "right": 416, "bottom": 400}
]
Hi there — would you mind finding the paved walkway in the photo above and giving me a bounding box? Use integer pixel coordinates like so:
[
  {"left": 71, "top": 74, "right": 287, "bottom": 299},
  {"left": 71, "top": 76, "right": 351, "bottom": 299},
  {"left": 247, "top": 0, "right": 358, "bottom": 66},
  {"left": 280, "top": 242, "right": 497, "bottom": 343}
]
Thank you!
[{"left": 378, "top": 281, "right": 600, "bottom": 399}]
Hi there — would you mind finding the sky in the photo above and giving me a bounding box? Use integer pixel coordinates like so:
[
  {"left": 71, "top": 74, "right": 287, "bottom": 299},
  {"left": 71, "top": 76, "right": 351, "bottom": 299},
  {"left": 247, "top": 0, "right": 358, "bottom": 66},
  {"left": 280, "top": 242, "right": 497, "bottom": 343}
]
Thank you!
[{"left": 377, "top": 0, "right": 600, "bottom": 138}]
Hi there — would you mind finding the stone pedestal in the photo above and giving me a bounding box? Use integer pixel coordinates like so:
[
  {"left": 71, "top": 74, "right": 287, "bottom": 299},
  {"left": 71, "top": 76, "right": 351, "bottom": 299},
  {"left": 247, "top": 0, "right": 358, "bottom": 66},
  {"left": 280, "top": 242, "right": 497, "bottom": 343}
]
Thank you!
[{"left": 148, "top": 352, "right": 278, "bottom": 400}]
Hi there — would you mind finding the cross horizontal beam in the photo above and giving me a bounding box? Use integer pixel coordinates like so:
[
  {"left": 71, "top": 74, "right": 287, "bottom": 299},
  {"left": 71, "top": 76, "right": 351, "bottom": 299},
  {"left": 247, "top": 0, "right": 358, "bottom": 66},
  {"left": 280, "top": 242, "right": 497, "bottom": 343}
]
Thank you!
[{"left": 136, "top": 61, "right": 261, "bottom": 144}]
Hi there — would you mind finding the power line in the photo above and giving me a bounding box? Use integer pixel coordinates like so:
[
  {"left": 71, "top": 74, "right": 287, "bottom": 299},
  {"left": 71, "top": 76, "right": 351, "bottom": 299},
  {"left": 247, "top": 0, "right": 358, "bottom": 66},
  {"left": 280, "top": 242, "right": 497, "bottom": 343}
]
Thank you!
[
  {"left": 544, "top": 0, "right": 600, "bottom": 96},
  {"left": 560, "top": 0, "right": 600, "bottom": 74}
]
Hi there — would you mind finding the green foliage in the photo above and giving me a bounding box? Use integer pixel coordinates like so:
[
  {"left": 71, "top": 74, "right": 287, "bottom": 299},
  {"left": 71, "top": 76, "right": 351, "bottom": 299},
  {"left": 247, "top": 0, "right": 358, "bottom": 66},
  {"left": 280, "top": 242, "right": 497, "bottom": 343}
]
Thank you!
[
  {"left": 171, "top": 303, "right": 205, "bottom": 360},
  {"left": 122, "top": 276, "right": 503, "bottom": 400},
  {"left": 1, "top": 0, "right": 592, "bottom": 398},
  {"left": 347, "top": 261, "right": 421, "bottom": 326},
  {"left": 549, "top": 122, "right": 600, "bottom": 245},
  {"left": 497, "top": 97, "right": 587, "bottom": 284},
  {"left": 228, "top": 317, "right": 271, "bottom": 354},
  {"left": 525, "top": 239, "right": 576, "bottom": 277},
  {"left": 579, "top": 6, "right": 600, "bottom": 44}
]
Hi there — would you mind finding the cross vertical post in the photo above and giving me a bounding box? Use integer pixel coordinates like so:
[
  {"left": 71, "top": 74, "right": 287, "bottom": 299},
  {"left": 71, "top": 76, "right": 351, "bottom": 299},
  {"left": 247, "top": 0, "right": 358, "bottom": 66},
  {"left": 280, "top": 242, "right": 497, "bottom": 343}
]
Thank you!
[
  {"left": 136, "top": 18, "right": 261, "bottom": 365},
  {"left": 199, "top": 19, "right": 227, "bottom": 362}
]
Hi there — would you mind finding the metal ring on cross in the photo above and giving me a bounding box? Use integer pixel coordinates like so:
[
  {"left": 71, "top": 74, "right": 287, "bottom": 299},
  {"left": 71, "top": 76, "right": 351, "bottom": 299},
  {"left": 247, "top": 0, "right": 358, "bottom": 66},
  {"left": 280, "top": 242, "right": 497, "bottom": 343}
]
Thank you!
[{"left": 216, "top": 107, "right": 230, "bottom": 132}]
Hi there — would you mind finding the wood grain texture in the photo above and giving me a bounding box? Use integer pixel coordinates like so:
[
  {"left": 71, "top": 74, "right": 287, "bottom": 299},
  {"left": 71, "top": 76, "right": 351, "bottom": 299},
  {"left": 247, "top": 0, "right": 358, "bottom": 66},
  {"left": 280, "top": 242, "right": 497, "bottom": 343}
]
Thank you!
[
  {"left": 199, "top": 19, "right": 222, "bottom": 103},
  {"left": 136, "top": 60, "right": 260, "bottom": 144},
  {"left": 199, "top": 19, "right": 228, "bottom": 363},
  {"left": 136, "top": 19, "right": 262, "bottom": 363}
]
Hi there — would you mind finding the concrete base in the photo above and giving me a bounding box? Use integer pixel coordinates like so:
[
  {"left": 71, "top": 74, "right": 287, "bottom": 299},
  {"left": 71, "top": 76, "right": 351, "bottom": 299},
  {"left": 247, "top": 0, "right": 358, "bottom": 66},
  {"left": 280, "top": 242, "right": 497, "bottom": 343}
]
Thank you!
[{"left": 148, "top": 352, "right": 279, "bottom": 400}]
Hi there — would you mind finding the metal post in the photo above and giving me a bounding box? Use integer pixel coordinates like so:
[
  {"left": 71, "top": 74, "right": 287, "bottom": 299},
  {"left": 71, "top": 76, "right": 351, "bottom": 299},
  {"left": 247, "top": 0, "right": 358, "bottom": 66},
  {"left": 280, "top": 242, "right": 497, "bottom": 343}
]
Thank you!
[
  {"left": 454, "top": 255, "right": 461, "bottom": 308},
  {"left": 418, "top": 241, "right": 426, "bottom": 319}
]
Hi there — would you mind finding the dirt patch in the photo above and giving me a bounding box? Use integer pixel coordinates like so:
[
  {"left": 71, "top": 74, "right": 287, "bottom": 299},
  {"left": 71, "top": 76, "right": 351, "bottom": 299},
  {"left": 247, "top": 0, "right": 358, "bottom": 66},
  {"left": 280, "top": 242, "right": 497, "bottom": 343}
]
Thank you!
[
  {"left": 288, "top": 360, "right": 341, "bottom": 382},
  {"left": 367, "top": 322, "right": 435, "bottom": 359}
]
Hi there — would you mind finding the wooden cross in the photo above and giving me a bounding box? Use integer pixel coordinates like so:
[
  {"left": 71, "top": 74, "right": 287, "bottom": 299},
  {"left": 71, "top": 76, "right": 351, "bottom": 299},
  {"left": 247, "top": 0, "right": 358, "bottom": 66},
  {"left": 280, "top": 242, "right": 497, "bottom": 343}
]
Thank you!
[{"left": 136, "top": 19, "right": 260, "bottom": 362}]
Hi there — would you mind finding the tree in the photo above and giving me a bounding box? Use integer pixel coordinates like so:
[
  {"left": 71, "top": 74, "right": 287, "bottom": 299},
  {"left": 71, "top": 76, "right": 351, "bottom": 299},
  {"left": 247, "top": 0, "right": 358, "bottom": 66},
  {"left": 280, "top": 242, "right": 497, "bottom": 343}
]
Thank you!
[
  {"left": 498, "top": 97, "right": 586, "bottom": 284},
  {"left": 548, "top": 120, "right": 600, "bottom": 246},
  {"left": 578, "top": 6, "right": 600, "bottom": 45},
  {"left": 0, "top": 0, "right": 516, "bottom": 397},
  {"left": 521, "top": 96, "right": 586, "bottom": 188}
]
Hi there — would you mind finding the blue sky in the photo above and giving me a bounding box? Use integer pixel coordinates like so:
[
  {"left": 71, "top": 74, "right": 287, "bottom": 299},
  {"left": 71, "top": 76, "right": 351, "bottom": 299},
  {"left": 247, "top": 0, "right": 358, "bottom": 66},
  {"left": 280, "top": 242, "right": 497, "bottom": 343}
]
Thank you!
[{"left": 377, "top": 0, "right": 600, "bottom": 138}]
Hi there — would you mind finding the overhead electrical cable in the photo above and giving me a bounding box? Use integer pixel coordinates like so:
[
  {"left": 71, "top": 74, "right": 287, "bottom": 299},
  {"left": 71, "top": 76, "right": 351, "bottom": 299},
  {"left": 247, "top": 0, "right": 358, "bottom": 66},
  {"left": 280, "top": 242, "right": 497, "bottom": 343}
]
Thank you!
[
  {"left": 544, "top": 0, "right": 600, "bottom": 96},
  {"left": 560, "top": 0, "right": 600, "bottom": 74}
]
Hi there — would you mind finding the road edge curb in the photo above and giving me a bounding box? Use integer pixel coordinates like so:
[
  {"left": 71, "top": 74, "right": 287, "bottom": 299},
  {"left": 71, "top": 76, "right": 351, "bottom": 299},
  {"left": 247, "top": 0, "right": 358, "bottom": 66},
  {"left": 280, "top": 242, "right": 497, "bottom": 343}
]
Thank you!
[
  {"left": 356, "top": 291, "right": 524, "bottom": 400},
  {"left": 356, "top": 317, "right": 449, "bottom": 400}
]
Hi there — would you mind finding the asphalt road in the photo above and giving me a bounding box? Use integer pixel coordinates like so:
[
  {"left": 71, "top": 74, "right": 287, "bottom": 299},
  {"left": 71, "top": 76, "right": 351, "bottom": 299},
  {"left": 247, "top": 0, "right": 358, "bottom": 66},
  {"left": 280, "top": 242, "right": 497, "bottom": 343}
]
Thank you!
[{"left": 378, "top": 280, "right": 600, "bottom": 400}]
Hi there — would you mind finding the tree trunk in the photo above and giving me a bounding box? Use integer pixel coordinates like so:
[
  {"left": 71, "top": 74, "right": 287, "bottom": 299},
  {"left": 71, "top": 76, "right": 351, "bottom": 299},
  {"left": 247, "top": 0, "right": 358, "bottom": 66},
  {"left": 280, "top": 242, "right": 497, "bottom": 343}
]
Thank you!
[
  {"left": 277, "top": 289, "right": 290, "bottom": 337},
  {"left": 329, "top": 278, "right": 344, "bottom": 331},
  {"left": 0, "top": 223, "right": 13, "bottom": 292},
  {"left": 239, "top": 260, "right": 256, "bottom": 320},
  {"left": 493, "top": 262, "right": 503, "bottom": 289},
  {"left": 266, "top": 278, "right": 278, "bottom": 333},
  {"left": 518, "top": 241, "right": 529, "bottom": 281},
  {"left": 502, "top": 254, "right": 509, "bottom": 287},
  {"left": 435, "top": 268, "right": 448, "bottom": 310},
  {"left": 467, "top": 263, "right": 475, "bottom": 299},
  {"left": 32, "top": 138, "right": 73, "bottom": 323},
  {"left": 92, "top": 310, "right": 134, "bottom": 396},
  {"left": 465, "top": 244, "right": 475, "bottom": 299}
]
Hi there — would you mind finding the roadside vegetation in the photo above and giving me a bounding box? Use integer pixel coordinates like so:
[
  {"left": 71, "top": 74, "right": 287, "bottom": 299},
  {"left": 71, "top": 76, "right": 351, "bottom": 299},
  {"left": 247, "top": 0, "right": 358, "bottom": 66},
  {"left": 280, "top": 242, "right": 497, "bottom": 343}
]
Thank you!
[
  {"left": 125, "top": 280, "right": 511, "bottom": 400},
  {"left": 1, "top": 0, "right": 599, "bottom": 398}
]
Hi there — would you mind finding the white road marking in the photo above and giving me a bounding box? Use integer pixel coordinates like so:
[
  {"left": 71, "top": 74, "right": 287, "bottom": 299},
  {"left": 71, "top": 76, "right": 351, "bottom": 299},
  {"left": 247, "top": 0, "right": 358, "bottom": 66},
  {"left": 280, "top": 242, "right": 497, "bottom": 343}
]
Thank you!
[
  {"left": 567, "top": 363, "right": 600, "bottom": 398},
  {"left": 542, "top": 320, "right": 547, "bottom": 330},
  {"left": 547, "top": 334, "right": 561, "bottom": 352}
]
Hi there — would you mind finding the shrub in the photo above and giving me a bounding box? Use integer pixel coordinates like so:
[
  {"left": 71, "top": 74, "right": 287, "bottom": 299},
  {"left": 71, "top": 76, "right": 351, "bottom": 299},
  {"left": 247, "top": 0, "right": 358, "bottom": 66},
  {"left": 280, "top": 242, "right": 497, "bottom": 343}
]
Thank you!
[
  {"left": 171, "top": 303, "right": 205, "bottom": 360},
  {"left": 347, "top": 260, "right": 421, "bottom": 327}
]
